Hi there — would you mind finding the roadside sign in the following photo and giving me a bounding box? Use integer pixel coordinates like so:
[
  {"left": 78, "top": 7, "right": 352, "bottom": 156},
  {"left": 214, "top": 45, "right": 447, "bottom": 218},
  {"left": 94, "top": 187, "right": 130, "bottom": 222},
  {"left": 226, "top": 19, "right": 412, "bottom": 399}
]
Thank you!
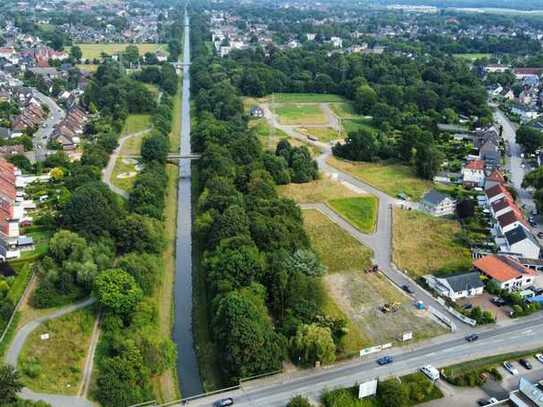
[
  {"left": 358, "top": 379, "right": 378, "bottom": 399},
  {"left": 402, "top": 331, "right": 413, "bottom": 342}
]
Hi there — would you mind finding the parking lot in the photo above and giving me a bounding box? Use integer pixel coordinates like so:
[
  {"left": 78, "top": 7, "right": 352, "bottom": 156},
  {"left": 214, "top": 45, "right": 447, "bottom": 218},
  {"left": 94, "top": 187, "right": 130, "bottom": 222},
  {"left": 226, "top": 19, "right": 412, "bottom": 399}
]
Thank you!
[{"left": 457, "top": 293, "right": 512, "bottom": 321}]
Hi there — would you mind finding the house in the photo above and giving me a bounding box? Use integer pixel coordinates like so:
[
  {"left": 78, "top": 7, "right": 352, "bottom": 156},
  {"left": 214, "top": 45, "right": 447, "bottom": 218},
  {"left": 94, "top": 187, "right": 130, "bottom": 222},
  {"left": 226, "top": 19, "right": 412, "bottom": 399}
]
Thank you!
[
  {"left": 462, "top": 159, "right": 486, "bottom": 188},
  {"left": 484, "top": 64, "right": 509, "bottom": 73},
  {"left": 486, "top": 183, "right": 511, "bottom": 205},
  {"left": 421, "top": 189, "right": 456, "bottom": 217},
  {"left": 489, "top": 84, "right": 503, "bottom": 97},
  {"left": 425, "top": 272, "right": 484, "bottom": 300},
  {"left": 330, "top": 37, "right": 343, "bottom": 48},
  {"left": 0, "top": 160, "right": 21, "bottom": 259},
  {"left": 473, "top": 254, "right": 536, "bottom": 292},
  {"left": 504, "top": 225, "right": 541, "bottom": 259},
  {"left": 497, "top": 209, "right": 529, "bottom": 234},
  {"left": 513, "top": 67, "right": 543, "bottom": 80},
  {"left": 485, "top": 169, "right": 506, "bottom": 190},
  {"left": 249, "top": 106, "right": 264, "bottom": 118},
  {"left": 500, "top": 88, "right": 515, "bottom": 100},
  {"left": 479, "top": 140, "right": 500, "bottom": 169},
  {"left": 508, "top": 377, "right": 543, "bottom": 407}
]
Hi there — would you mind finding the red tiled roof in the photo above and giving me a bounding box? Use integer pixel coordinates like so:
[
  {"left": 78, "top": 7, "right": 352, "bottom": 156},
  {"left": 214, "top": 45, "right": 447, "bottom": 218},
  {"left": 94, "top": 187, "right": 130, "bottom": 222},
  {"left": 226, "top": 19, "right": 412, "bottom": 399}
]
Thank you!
[
  {"left": 486, "top": 183, "right": 510, "bottom": 200},
  {"left": 486, "top": 169, "right": 506, "bottom": 184},
  {"left": 513, "top": 68, "right": 543, "bottom": 76},
  {"left": 491, "top": 196, "right": 515, "bottom": 213},
  {"left": 474, "top": 255, "right": 535, "bottom": 282},
  {"left": 464, "top": 159, "right": 485, "bottom": 171},
  {"left": 498, "top": 209, "right": 528, "bottom": 229}
]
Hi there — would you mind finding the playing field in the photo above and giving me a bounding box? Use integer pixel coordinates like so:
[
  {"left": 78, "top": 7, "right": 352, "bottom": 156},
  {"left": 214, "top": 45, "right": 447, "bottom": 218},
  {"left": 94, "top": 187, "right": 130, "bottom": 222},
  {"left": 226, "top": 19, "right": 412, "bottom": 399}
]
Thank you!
[
  {"left": 275, "top": 103, "right": 327, "bottom": 125},
  {"left": 71, "top": 43, "right": 168, "bottom": 60}
]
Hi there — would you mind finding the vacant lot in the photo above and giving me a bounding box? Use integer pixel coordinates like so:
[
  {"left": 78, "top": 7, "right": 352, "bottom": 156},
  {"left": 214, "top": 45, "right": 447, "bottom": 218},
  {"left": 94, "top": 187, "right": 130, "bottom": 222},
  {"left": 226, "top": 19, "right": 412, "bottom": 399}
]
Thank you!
[
  {"left": 122, "top": 114, "right": 152, "bottom": 136},
  {"left": 272, "top": 93, "right": 346, "bottom": 103},
  {"left": 276, "top": 103, "right": 327, "bottom": 125},
  {"left": 297, "top": 127, "right": 340, "bottom": 142},
  {"left": 72, "top": 43, "right": 168, "bottom": 60},
  {"left": 19, "top": 307, "right": 96, "bottom": 395},
  {"left": 304, "top": 210, "right": 445, "bottom": 348},
  {"left": 278, "top": 178, "right": 363, "bottom": 203},
  {"left": 327, "top": 157, "right": 431, "bottom": 201},
  {"left": 393, "top": 208, "right": 472, "bottom": 278},
  {"left": 328, "top": 196, "right": 378, "bottom": 233}
]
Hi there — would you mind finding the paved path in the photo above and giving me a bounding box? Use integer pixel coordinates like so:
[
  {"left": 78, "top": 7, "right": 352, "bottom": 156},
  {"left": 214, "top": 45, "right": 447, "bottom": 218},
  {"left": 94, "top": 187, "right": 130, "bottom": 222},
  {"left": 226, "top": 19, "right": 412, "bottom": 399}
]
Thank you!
[
  {"left": 102, "top": 129, "right": 151, "bottom": 199},
  {"left": 5, "top": 298, "right": 96, "bottom": 407},
  {"left": 78, "top": 314, "right": 101, "bottom": 398}
]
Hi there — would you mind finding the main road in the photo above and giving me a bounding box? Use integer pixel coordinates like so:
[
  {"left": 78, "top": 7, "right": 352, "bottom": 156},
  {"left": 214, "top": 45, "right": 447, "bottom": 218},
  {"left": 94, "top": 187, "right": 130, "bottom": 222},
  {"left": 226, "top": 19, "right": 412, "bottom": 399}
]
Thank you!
[{"left": 172, "top": 8, "right": 203, "bottom": 397}]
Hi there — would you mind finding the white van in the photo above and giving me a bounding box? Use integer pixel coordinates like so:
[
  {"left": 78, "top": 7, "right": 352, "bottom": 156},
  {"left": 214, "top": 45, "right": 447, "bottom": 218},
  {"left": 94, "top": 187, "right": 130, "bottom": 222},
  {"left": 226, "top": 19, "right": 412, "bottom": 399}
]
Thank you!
[{"left": 420, "top": 365, "right": 440, "bottom": 381}]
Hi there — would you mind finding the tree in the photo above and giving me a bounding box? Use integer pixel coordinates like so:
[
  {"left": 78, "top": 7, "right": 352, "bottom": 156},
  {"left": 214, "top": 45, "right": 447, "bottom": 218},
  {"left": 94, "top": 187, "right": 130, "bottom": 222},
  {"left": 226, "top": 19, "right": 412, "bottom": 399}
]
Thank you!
[
  {"left": 141, "top": 133, "right": 168, "bottom": 163},
  {"left": 284, "top": 249, "right": 326, "bottom": 277},
  {"left": 123, "top": 45, "right": 140, "bottom": 66},
  {"left": 116, "top": 214, "right": 164, "bottom": 254},
  {"left": 117, "top": 253, "right": 159, "bottom": 295},
  {"left": 333, "top": 128, "right": 380, "bottom": 162},
  {"left": 414, "top": 143, "right": 442, "bottom": 180},
  {"left": 70, "top": 46, "right": 82, "bottom": 62},
  {"left": 354, "top": 84, "right": 378, "bottom": 115},
  {"left": 0, "top": 365, "right": 22, "bottom": 403},
  {"left": 94, "top": 269, "right": 143, "bottom": 317},
  {"left": 456, "top": 198, "right": 476, "bottom": 219},
  {"left": 287, "top": 395, "right": 312, "bottom": 407},
  {"left": 290, "top": 323, "right": 336, "bottom": 366},
  {"left": 516, "top": 125, "right": 543, "bottom": 154},
  {"left": 7, "top": 155, "right": 32, "bottom": 172},
  {"left": 379, "top": 379, "right": 409, "bottom": 407}
]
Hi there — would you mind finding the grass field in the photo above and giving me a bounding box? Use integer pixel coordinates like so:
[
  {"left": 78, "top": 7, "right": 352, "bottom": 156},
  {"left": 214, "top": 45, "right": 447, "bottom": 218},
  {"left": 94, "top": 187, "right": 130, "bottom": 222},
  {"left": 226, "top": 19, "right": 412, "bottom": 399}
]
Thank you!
[
  {"left": 328, "top": 196, "right": 378, "bottom": 233},
  {"left": 304, "top": 210, "right": 445, "bottom": 348},
  {"left": 71, "top": 43, "right": 168, "bottom": 60},
  {"left": 275, "top": 103, "right": 327, "bottom": 125},
  {"left": 327, "top": 157, "right": 432, "bottom": 201},
  {"left": 122, "top": 114, "right": 152, "bottom": 136},
  {"left": 453, "top": 53, "right": 492, "bottom": 61},
  {"left": 297, "top": 127, "right": 340, "bottom": 142},
  {"left": 393, "top": 208, "right": 472, "bottom": 278},
  {"left": 330, "top": 102, "right": 358, "bottom": 119},
  {"left": 76, "top": 64, "right": 99, "bottom": 73},
  {"left": 111, "top": 158, "right": 139, "bottom": 192},
  {"left": 252, "top": 120, "right": 320, "bottom": 155},
  {"left": 343, "top": 118, "right": 376, "bottom": 134},
  {"left": 278, "top": 178, "right": 362, "bottom": 203},
  {"left": 19, "top": 307, "right": 96, "bottom": 395},
  {"left": 271, "top": 93, "right": 346, "bottom": 103}
]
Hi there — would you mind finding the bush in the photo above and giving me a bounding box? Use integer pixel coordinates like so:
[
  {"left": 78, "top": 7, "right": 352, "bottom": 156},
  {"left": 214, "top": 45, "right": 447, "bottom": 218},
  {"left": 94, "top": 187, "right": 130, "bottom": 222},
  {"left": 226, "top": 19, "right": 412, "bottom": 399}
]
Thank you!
[{"left": 288, "top": 395, "right": 312, "bottom": 407}]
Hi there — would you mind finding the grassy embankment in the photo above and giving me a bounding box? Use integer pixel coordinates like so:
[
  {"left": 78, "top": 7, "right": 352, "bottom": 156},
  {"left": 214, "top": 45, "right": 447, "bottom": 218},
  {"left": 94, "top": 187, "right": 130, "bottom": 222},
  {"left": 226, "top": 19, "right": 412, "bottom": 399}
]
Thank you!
[
  {"left": 18, "top": 307, "right": 96, "bottom": 395},
  {"left": 392, "top": 208, "right": 472, "bottom": 279}
]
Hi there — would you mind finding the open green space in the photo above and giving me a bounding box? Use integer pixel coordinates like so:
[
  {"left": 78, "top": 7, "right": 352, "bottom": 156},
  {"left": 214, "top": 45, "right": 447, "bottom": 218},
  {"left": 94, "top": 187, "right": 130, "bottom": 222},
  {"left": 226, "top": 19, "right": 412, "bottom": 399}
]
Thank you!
[
  {"left": 275, "top": 103, "right": 327, "bottom": 125},
  {"left": 169, "top": 78, "right": 183, "bottom": 153},
  {"left": 76, "top": 64, "right": 99, "bottom": 73},
  {"left": 271, "top": 93, "right": 346, "bottom": 103},
  {"left": 330, "top": 102, "right": 358, "bottom": 118},
  {"left": 453, "top": 53, "right": 492, "bottom": 61},
  {"left": 278, "top": 178, "right": 361, "bottom": 203},
  {"left": 297, "top": 127, "right": 340, "bottom": 142},
  {"left": 393, "top": 208, "right": 472, "bottom": 278},
  {"left": 303, "top": 210, "right": 445, "bottom": 349},
  {"left": 70, "top": 43, "right": 168, "bottom": 60},
  {"left": 343, "top": 117, "right": 377, "bottom": 134},
  {"left": 111, "top": 158, "right": 139, "bottom": 192},
  {"left": 122, "top": 114, "right": 152, "bottom": 136},
  {"left": 328, "top": 196, "right": 378, "bottom": 234},
  {"left": 19, "top": 306, "right": 96, "bottom": 395},
  {"left": 327, "top": 157, "right": 431, "bottom": 201}
]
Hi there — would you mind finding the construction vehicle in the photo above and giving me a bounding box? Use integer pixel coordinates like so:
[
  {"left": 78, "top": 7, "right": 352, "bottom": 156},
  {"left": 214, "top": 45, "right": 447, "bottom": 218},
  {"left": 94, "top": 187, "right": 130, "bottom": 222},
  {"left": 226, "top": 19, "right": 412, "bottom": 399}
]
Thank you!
[
  {"left": 381, "top": 302, "right": 400, "bottom": 313},
  {"left": 366, "top": 264, "right": 379, "bottom": 273}
]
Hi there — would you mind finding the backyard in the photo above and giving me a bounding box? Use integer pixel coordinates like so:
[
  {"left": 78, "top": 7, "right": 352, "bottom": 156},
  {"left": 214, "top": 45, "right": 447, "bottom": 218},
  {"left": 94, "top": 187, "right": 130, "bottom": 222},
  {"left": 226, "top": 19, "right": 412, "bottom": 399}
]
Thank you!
[
  {"left": 18, "top": 307, "right": 96, "bottom": 395},
  {"left": 327, "top": 157, "right": 432, "bottom": 201},
  {"left": 392, "top": 208, "right": 472, "bottom": 278}
]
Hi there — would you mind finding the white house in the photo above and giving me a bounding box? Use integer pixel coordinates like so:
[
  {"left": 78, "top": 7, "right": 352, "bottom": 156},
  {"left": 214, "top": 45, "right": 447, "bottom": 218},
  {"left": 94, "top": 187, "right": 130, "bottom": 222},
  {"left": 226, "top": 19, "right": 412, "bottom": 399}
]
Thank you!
[
  {"left": 425, "top": 272, "right": 484, "bottom": 301},
  {"left": 504, "top": 225, "right": 541, "bottom": 259},
  {"left": 421, "top": 189, "right": 456, "bottom": 217},
  {"left": 330, "top": 36, "right": 343, "bottom": 48},
  {"left": 462, "top": 159, "right": 486, "bottom": 188},
  {"left": 497, "top": 209, "right": 529, "bottom": 235},
  {"left": 474, "top": 254, "right": 536, "bottom": 292}
]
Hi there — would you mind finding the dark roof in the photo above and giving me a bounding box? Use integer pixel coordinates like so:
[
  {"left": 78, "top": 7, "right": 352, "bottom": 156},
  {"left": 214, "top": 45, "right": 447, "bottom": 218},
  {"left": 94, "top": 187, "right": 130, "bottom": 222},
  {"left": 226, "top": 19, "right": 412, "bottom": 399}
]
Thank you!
[
  {"left": 441, "top": 272, "right": 484, "bottom": 292},
  {"left": 505, "top": 225, "right": 539, "bottom": 247},
  {"left": 422, "top": 189, "right": 451, "bottom": 206}
]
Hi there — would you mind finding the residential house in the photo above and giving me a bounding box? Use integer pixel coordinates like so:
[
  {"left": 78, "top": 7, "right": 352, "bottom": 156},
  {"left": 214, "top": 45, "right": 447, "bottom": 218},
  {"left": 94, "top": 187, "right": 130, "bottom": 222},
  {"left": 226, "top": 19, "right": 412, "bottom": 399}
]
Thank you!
[
  {"left": 420, "top": 189, "right": 456, "bottom": 217},
  {"left": 330, "top": 37, "right": 343, "bottom": 48},
  {"left": 513, "top": 67, "right": 543, "bottom": 80},
  {"left": 504, "top": 225, "right": 541, "bottom": 259},
  {"left": 485, "top": 169, "right": 506, "bottom": 190},
  {"left": 490, "top": 195, "right": 517, "bottom": 218},
  {"left": 484, "top": 64, "right": 509, "bottom": 73},
  {"left": 479, "top": 139, "right": 500, "bottom": 169},
  {"left": 497, "top": 208, "right": 529, "bottom": 234},
  {"left": 500, "top": 88, "right": 515, "bottom": 101},
  {"left": 486, "top": 183, "right": 511, "bottom": 205},
  {"left": 0, "top": 159, "right": 21, "bottom": 259},
  {"left": 462, "top": 159, "right": 486, "bottom": 188},
  {"left": 424, "top": 272, "right": 484, "bottom": 300},
  {"left": 473, "top": 254, "right": 536, "bottom": 292}
]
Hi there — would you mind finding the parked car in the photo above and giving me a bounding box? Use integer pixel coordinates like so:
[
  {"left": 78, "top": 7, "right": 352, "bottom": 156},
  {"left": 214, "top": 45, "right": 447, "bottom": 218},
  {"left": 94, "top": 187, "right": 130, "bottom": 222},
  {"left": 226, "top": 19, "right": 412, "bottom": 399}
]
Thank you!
[
  {"left": 535, "top": 353, "right": 543, "bottom": 364},
  {"left": 491, "top": 297, "right": 506, "bottom": 306},
  {"left": 519, "top": 359, "right": 533, "bottom": 369},
  {"left": 465, "top": 334, "right": 479, "bottom": 342},
  {"left": 214, "top": 398, "right": 234, "bottom": 407},
  {"left": 477, "top": 398, "right": 497, "bottom": 406},
  {"left": 538, "top": 232, "right": 543, "bottom": 239},
  {"left": 463, "top": 303, "right": 473, "bottom": 310},
  {"left": 503, "top": 361, "right": 518, "bottom": 375},
  {"left": 401, "top": 284, "right": 415, "bottom": 294},
  {"left": 377, "top": 356, "right": 393, "bottom": 365}
]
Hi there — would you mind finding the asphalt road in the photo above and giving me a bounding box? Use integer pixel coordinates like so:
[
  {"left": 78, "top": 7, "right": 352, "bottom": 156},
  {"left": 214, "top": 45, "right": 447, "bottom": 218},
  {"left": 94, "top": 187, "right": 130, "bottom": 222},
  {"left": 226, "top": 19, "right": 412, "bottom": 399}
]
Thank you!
[
  {"left": 31, "top": 90, "right": 65, "bottom": 162},
  {"left": 172, "top": 9, "right": 204, "bottom": 397},
  {"left": 177, "top": 314, "right": 543, "bottom": 406}
]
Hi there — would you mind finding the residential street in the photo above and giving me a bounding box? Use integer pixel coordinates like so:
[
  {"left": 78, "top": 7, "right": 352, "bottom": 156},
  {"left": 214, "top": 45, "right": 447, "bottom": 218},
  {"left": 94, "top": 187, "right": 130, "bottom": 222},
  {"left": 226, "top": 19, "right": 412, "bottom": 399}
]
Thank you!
[{"left": 31, "top": 90, "right": 65, "bottom": 162}]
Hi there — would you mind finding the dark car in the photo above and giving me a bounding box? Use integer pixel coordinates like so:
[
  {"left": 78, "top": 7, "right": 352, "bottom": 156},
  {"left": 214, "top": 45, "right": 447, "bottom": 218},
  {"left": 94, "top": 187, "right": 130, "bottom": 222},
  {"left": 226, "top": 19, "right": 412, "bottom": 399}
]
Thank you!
[
  {"left": 465, "top": 334, "right": 479, "bottom": 342},
  {"left": 214, "top": 398, "right": 234, "bottom": 407},
  {"left": 520, "top": 359, "right": 533, "bottom": 370},
  {"left": 463, "top": 303, "right": 473, "bottom": 310},
  {"left": 538, "top": 232, "right": 543, "bottom": 239},
  {"left": 402, "top": 284, "right": 415, "bottom": 294},
  {"left": 491, "top": 297, "right": 506, "bottom": 306},
  {"left": 477, "top": 399, "right": 491, "bottom": 406},
  {"left": 377, "top": 356, "right": 393, "bottom": 365}
]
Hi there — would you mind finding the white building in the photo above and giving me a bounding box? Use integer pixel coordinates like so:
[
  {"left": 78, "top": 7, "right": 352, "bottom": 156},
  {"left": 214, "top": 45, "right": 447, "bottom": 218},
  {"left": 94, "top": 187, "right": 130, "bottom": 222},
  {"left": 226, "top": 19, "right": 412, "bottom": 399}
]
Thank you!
[
  {"left": 420, "top": 189, "right": 456, "bottom": 217},
  {"left": 462, "top": 159, "right": 486, "bottom": 188},
  {"left": 425, "top": 272, "right": 484, "bottom": 301},
  {"left": 474, "top": 255, "right": 536, "bottom": 292}
]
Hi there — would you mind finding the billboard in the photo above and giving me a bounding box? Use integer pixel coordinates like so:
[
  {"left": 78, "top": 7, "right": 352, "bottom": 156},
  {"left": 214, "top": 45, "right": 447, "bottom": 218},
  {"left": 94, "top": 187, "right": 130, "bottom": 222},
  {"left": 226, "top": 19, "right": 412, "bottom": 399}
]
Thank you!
[{"left": 358, "top": 379, "right": 378, "bottom": 399}]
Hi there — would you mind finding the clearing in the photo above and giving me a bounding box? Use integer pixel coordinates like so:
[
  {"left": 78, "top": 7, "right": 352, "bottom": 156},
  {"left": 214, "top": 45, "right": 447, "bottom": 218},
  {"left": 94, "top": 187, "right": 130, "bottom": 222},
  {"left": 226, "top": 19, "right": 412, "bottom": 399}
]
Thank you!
[
  {"left": 392, "top": 208, "right": 472, "bottom": 279},
  {"left": 327, "top": 157, "right": 432, "bottom": 201},
  {"left": 297, "top": 127, "right": 340, "bottom": 142},
  {"left": 278, "top": 177, "right": 364, "bottom": 203},
  {"left": 122, "top": 114, "right": 152, "bottom": 136},
  {"left": 328, "top": 196, "right": 378, "bottom": 234},
  {"left": 304, "top": 210, "right": 445, "bottom": 350},
  {"left": 275, "top": 103, "right": 327, "bottom": 126},
  {"left": 453, "top": 53, "right": 492, "bottom": 61},
  {"left": 18, "top": 307, "right": 96, "bottom": 395},
  {"left": 271, "top": 93, "right": 346, "bottom": 103},
  {"left": 71, "top": 43, "right": 168, "bottom": 60},
  {"left": 111, "top": 158, "right": 140, "bottom": 193}
]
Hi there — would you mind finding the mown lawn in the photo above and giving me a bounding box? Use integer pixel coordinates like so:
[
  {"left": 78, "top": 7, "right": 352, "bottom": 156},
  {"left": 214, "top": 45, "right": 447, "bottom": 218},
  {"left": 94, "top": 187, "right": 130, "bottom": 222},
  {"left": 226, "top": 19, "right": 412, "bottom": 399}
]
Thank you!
[
  {"left": 276, "top": 103, "right": 327, "bottom": 125},
  {"left": 278, "top": 178, "right": 361, "bottom": 203},
  {"left": 76, "top": 64, "right": 99, "bottom": 73},
  {"left": 328, "top": 196, "right": 378, "bottom": 233},
  {"left": 272, "top": 93, "right": 346, "bottom": 103},
  {"left": 122, "top": 114, "right": 152, "bottom": 136},
  {"left": 343, "top": 117, "right": 377, "bottom": 134},
  {"left": 327, "top": 157, "right": 432, "bottom": 201},
  {"left": 453, "top": 53, "right": 492, "bottom": 61},
  {"left": 19, "top": 307, "right": 96, "bottom": 395},
  {"left": 297, "top": 127, "right": 340, "bottom": 142},
  {"left": 393, "top": 208, "right": 472, "bottom": 278},
  {"left": 71, "top": 43, "right": 168, "bottom": 60}
]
